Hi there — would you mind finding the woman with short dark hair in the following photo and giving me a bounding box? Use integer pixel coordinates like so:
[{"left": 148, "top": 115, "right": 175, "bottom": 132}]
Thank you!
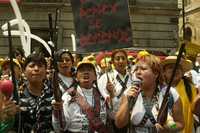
[
  {"left": 98, "top": 49, "right": 133, "bottom": 133},
  {"left": 17, "top": 53, "right": 54, "bottom": 133},
  {"left": 53, "top": 61, "right": 113, "bottom": 133},
  {"left": 55, "top": 49, "right": 76, "bottom": 95}
]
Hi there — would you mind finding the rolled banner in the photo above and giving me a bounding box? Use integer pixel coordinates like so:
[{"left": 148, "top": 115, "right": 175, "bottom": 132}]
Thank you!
[
  {"left": 3, "top": 30, "right": 52, "bottom": 56},
  {"left": 71, "top": 34, "right": 76, "bottom": 52},
  {"left": 2, "top": 19, "right": 31, "bottom": 56},
  {"left": 10, "top": 0, "right": 29, "bottom": 57}
]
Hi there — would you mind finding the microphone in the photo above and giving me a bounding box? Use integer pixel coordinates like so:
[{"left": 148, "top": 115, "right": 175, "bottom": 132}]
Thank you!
[
  {"left": 132, "top": 78, "right": 142, "bottom": 89},
  {"left": 128, "top": 78, "right": 142, "bottom": 111}
]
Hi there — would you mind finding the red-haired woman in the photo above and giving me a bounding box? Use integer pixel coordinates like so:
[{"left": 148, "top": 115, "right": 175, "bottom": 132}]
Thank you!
[{"left": 115, "top": 54, "right": 184, "bottom": 133}]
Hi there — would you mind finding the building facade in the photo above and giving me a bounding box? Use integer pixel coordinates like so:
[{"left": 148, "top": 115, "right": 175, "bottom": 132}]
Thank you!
[
  {"left": 0, "top": 0, "right": 73, "bottom": 57},
  {"left": 129, "top": 0, "right": 179, "bottom": 53},
  {"left": 0, "top": 0, "right": 179, "bottom": 57},
  {"left": 181, "top": 0, "right": 200, "bottom": 43},
  {"left": 178, "top": 0, "right": 200, "bottom": 60}
]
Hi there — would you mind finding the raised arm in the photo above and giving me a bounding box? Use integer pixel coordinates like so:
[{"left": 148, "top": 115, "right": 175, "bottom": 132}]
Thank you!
[
  {"left": 115, "top": 95, "right": 129, "bottom": 128},
  {"left": 171, "top": 98, "right": 184, "bottom": 132},
  {"left": 115, "top": 84, "right": 140, "bottom": 128}
]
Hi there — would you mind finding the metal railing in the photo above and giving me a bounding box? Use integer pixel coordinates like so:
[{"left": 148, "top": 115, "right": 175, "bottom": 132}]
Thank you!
[
  {"left": 129, "top": 0, "right": 136, "bottom": 5},
  {"left": 23, "top": 0, "right": 135, "bottom": 4},
  {"left": 22, "top": 0, "right": 138, "bottom": 5},
  {"left": 22, "top": 0, "right": 70, "bottom": 6},
  {"left": 23, "top": 0, "right": 67, "bottom": 2}
]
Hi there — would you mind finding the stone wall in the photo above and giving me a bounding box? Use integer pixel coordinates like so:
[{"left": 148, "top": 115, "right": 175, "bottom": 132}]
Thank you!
[
  {"left": 0, "top": 0, "right": 179, "bottom": 57},
  {"left": 0, "top": 2, "right": 74, "bottom": 57},
  {"left": 182, "top": 0, "right": 200, "bottom": 44}
]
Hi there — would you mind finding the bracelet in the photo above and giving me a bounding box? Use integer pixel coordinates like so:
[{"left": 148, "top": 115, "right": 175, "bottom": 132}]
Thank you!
[{"left": 169, "top": 123, "right": 176, "bottom": 129}]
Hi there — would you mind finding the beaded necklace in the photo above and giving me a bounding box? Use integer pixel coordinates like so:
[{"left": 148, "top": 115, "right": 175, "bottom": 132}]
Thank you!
[{"left": 138, "top": 87, "right": 160, "bottom": 126}]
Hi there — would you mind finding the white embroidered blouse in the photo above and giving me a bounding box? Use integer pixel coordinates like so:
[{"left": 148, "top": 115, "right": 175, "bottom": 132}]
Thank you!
[
  {"left": 130, "top": 85, "right": 179, "bottom": 132},
  {"left": 61, "top": 86, "right": 107, "bottom": 133}
]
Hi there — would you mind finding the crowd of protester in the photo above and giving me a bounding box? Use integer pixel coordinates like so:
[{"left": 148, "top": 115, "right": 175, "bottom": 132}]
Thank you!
[{"left": 0, "top": 48, "right": 200, "bottom": 133}]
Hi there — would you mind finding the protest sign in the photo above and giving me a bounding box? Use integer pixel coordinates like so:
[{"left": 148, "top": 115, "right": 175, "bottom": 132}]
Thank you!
[{"left": 71, "top": 0, "right": 133, "bottom": 53}]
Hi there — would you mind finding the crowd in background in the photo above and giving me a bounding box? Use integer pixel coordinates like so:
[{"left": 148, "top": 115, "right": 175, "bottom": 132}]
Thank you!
[{"left": 0, "top": 47, "right": 200, "bottom": 133}]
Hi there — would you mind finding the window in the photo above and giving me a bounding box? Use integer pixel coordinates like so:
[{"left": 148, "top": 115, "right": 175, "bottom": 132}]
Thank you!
[
  {"left": 185, "top": 27, "right": 192, "bottom": 41},
  {"left": 129, "top": 0, "right": 136, "bottom": 5},
  {"left": 185, "top": 0, "right": 191, "bottom": 6},
  {"left": 31, "top": 28, "right": 58, "bottom": 57}
]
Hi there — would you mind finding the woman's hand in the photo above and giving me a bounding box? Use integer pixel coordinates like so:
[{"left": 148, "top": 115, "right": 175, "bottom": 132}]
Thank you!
[
  {"left": 106, "top": 81, "right": 115, "bottom": 98},
  {"left": 1, "top": 74, "right": 9, "bottom": 80},
  {"left": 0, "top": 100, "right": 18, "bottom": 121},
  {"left": 5, "top": 100, "right": 18, "bottom": 116},
  {"left": 52, "top": 100, "right": 63, "bottom": 111},
  {"left": 155, "top": 123, "right": 164, "bottom": 133},
  {"left": 126, "top": 85, "right": 140, "bottom": 99},
  {"left": 155, "top": 123, "right": 170, "bottom": 133}
]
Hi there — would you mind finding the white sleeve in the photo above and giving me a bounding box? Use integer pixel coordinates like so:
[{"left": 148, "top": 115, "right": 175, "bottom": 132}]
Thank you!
[
  {"left": 190, "top": 70, "right": 198, "bottom": 85},
  {"left": 63, "top": 100, "right": 72, "bottom": 130},
  {"left": 62, "top": 92, "right": 71, "bottom": 101},
  {"left": 62, "top": 99, "right": 84, "bottom": 132},
  {"left": 170, "top": 87, "right": 179, "bottom": 103},
  {"left": 52, "top": 108, "right": 67, "bottom": 132},
  {"left": 52, "top": 95, "right": 70, "bottom": 132},
  {"left": 97, "top": 74, "right": 110, "bottom": 99}
]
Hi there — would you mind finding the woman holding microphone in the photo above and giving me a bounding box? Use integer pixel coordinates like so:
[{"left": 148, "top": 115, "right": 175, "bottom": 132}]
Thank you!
[{"left": 115, "top": 54, "right": 184, "bottom": 133}]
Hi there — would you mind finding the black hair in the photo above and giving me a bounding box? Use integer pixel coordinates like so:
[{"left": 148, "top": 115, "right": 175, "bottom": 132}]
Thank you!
[
  {"left": 75, "top": 54, "right": 83, "bottom": 61},
  {"left": 55, "top": 49, "right": 74, "bottom": 63},
  {"left": 13, "top": 48, "right": 25, "bottom": 57},
  {"left": 23, "top": 53, "right": 47, "bottom": 69},
  {"left": 77, "top": 63, "right": 96, "bottom": 74},
  {"left": 71, "top": 67, "right": 76, "bottom": 77},
  {"left": 182, "top": 76, "right": 193, "bottom": 102},
  {"left": 111, "top": 49, "right": 128, "bottom": 62}
]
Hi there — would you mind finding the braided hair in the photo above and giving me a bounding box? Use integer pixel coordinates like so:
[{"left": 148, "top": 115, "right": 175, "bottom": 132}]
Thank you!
[{"left": 182, "top": 76, "right": 193, "bottom": 102}]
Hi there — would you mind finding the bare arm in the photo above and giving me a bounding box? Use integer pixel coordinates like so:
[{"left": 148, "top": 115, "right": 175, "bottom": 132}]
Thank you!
[
  {"left": 155, "top": 98, "right": 184, "bottom": 133},
  {"left": 115, "top": 85, "right": 140, "bottom": 128},
  {"left": 171, "top": 98, "right": 184, "bottom": 132},
  {"left": 115, "top": 95, "right": 129, "bottom": 128},
  {"left": 157, "top": 98, "right": 185, "bottom": 133}
]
